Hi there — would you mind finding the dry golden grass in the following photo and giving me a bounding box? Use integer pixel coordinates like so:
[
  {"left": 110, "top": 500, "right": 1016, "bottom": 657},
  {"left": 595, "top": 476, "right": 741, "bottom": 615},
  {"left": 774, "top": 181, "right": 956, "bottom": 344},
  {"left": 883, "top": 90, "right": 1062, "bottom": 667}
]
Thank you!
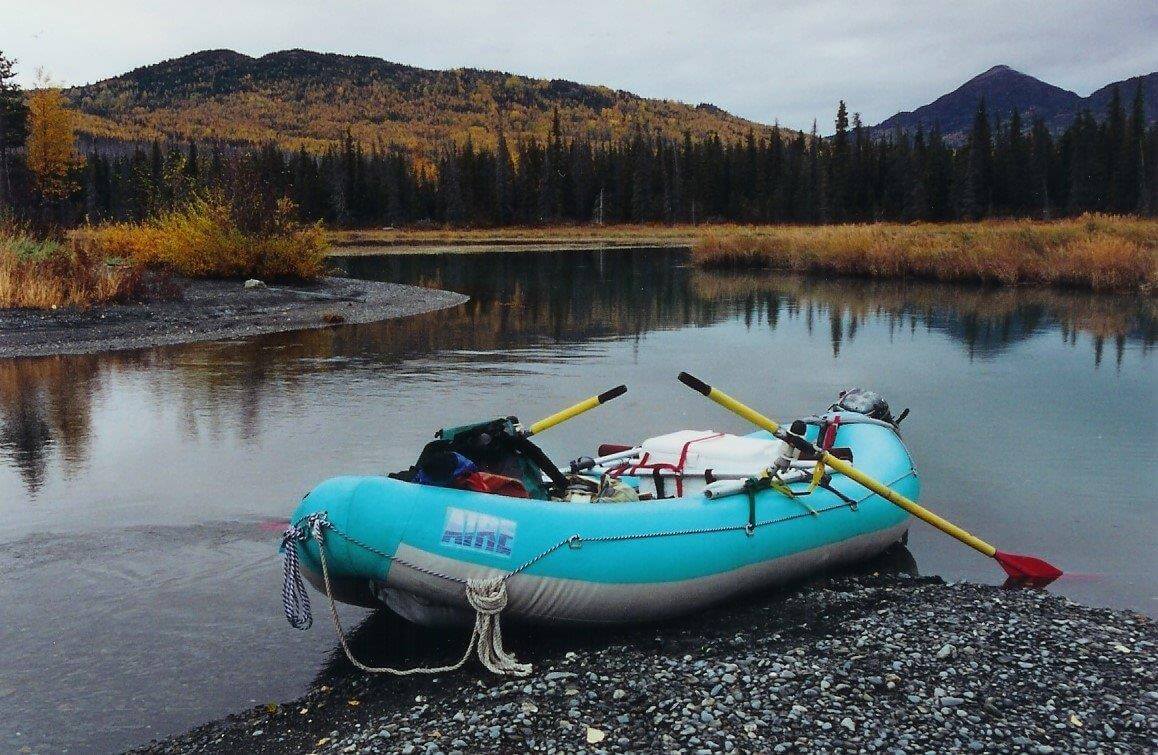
[
  {"left": 0, "top": 232, "right": 146, "bottom": 310},
  {"left": 79, "top": 197, "right": 328, "bottom": 280},
  {"left": 690, "top": 215, "right": 1158, "bottom": 292}
]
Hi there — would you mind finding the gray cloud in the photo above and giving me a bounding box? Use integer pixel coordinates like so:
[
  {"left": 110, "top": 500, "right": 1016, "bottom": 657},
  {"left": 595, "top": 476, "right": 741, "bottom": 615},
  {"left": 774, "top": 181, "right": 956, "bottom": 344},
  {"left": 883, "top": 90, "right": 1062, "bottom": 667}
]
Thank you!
[{"left": 2, "top": 0, "right": 1155, "bottom": 131}]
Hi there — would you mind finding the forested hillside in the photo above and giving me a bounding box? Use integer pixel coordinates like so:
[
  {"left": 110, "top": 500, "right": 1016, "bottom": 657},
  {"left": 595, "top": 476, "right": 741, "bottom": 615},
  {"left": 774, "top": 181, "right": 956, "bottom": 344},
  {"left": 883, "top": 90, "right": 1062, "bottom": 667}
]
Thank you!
[
  {"left": 64, "top": 49, "right": 787, "bottom": 153},
  {"left": 53, "top": 91, "right": 1158, "bottom": 227}
]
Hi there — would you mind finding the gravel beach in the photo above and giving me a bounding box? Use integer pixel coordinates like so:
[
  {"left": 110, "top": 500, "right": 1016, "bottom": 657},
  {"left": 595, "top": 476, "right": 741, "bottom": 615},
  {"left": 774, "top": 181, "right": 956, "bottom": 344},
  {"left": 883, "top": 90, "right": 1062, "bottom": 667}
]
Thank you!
[
  {"left": 0, "top": 277, "right": 468, "bottom": 359},
  {"left": 136, "top": 571, "right": 1155, "bottom": 754}
]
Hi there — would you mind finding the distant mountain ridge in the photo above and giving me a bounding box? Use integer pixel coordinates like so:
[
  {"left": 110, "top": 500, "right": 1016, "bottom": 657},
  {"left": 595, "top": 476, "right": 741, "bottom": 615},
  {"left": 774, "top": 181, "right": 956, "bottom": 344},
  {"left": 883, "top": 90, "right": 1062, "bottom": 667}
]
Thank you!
[
  {"left": 62, "top": 51, "right": 1157, "bottom": 151},
  {"left": 64, "top": 49, "right": 788, "bottom": 153},
  {"left": 872, "top": 65, "right": 1158, "bottom": 140}
]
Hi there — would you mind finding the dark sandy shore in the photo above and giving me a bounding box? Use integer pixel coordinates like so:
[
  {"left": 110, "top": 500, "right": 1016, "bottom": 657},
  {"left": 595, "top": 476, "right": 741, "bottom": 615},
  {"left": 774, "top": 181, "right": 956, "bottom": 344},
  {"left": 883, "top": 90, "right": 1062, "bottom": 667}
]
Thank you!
[
  {"left": 0, "top": 277, "right": 468, "bottom": 359},
  {"left": 135, "top": 571, "right": 1155, "bottom": 754}
]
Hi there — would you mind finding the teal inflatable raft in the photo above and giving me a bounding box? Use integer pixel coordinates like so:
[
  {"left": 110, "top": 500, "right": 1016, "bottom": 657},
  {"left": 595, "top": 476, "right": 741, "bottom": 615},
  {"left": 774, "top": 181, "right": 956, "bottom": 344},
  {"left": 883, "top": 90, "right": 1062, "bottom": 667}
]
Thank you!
[{"left": 285, "top": 396, "right": 917, "bottom": 628}]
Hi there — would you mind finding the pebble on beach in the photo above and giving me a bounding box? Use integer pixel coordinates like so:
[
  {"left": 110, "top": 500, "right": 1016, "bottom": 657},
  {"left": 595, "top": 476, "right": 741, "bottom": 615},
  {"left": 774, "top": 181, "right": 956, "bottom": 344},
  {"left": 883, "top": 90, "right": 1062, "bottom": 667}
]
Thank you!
[{"left": 136, "top": 576, "right": 1156, "bottom": 754}]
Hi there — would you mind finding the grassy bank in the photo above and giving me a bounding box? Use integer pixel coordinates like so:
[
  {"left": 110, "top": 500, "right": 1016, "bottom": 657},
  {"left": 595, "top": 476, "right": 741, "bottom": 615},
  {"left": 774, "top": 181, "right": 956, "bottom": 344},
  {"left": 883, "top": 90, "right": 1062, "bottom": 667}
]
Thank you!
[
  {"left": 0, "top": 231, "right": 147, "bottom": 309},
  {"left": 4, "top": 198, "right": 328, "bottom": 310},
  {"left": 691, "top": 215, "right": 1157, "bottom": 292}
]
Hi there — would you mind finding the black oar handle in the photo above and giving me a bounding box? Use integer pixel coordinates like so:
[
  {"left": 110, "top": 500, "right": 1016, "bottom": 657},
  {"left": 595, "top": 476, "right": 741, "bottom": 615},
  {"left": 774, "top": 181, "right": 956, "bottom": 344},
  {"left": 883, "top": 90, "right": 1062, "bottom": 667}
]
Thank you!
[
  {"left": 598, "top": 384, "right": 628, "bottom": 403},
  {"left": 678, "top": 372, "right": 711, "bottom": 396}
]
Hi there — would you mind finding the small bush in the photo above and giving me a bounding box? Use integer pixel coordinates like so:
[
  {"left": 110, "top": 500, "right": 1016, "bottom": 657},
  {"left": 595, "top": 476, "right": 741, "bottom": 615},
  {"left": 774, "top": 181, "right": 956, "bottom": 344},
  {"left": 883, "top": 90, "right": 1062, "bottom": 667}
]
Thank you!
[{"left": 79, "top": 195, "right": 327, "bottom": 281}]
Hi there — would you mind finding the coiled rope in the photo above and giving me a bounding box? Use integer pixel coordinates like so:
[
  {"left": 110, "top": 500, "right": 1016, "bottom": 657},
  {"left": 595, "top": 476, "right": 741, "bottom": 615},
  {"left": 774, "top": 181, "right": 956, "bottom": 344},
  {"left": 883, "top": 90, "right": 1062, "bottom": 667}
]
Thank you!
[
  {"left": 282, "top": 515, "right": 530, "bottom": 677},
  {"left": 280, "top": 525, "right": 313, "bottom": 630}
]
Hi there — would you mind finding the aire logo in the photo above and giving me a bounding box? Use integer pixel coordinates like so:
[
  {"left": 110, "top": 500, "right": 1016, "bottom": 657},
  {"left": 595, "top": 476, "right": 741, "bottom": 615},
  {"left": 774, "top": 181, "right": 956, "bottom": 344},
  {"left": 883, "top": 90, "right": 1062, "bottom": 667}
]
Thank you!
[{"left": 440, "top": 507, "right": 516, "bottom": 558}]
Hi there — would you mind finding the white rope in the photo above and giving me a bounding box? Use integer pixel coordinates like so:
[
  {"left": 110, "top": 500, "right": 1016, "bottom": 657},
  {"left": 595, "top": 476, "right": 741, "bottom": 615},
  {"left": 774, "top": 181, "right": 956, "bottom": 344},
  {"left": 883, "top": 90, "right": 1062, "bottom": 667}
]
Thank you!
[
  {"left": 310, "top": 518, "right": 530, "bottom": 677},
  {"left": 464, "top": 576, "right": 532, "bottom": 676}
]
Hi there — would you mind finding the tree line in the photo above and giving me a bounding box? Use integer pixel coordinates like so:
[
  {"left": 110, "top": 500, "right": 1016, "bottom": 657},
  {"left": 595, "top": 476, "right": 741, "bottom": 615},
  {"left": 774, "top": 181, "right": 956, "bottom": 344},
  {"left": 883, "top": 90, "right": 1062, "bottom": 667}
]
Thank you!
[{"left": 1, "top": 51, "right": 1154, "bottom": 229}]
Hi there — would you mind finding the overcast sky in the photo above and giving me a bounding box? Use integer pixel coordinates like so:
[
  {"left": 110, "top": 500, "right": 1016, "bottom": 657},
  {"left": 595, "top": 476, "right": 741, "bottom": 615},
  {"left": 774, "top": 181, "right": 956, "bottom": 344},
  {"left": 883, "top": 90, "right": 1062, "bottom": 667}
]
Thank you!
[{"left": 2, "top": 0, "right": 1155, "bottom": 131}]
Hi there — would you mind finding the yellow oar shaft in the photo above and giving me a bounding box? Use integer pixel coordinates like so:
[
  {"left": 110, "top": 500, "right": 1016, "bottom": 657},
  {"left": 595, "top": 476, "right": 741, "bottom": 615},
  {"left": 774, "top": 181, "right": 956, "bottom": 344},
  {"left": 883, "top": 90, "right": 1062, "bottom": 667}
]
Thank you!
[
  {"left": 684, "top": 374, "right": 997, "bottom": 559},
  {"left": 527, "top": 384, "right": 627, "bottom": 436},
  {"left": 816, "top": 451, "right": 996, "bottom": 557},
  {"left": 528, "top": 396, "right": 601, "bottom": 436}
]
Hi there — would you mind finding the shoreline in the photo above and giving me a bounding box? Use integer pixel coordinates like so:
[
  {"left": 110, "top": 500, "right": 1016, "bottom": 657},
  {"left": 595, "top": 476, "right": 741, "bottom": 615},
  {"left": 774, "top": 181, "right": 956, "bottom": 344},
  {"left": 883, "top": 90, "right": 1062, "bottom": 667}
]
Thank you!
[
  {"left": 325, "top": 215, "right": 1157, "bottom": 293},
  {"left": 331, "top": 241, "right": 691, "bottom": 256},
  {"left": 135, "top": 574, "right": 1155, "bottom": 754},
  {"left": 0, "top": 277, "right": 468, "bottom": 360}
]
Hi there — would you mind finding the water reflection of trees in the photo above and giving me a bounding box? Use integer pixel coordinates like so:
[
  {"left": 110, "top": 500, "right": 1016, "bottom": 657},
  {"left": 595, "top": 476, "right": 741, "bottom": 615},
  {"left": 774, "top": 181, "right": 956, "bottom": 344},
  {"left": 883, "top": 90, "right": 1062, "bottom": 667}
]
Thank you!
[
  {"left": 0, "top": 355, "right": 121, "bottom": 492},
  {"left": 2, "top": 251, "right": 1152, "bottom": 492},
  {"left": 689, "top": 271, "right": 1155, "bottom": 364}
]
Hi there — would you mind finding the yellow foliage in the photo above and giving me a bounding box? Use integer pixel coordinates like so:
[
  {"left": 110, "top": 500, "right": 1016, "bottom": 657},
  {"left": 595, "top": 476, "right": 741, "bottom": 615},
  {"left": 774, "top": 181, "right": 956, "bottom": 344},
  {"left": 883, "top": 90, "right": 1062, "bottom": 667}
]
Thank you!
[
  {"left": 25, "top": 86, "right": 83, "bottom": 200},
  {"left": 64, "top": 52, "right": 795, "bottom": 155},
  {"left": 79, "top": 197, "right": 328, "bottom": 280}
]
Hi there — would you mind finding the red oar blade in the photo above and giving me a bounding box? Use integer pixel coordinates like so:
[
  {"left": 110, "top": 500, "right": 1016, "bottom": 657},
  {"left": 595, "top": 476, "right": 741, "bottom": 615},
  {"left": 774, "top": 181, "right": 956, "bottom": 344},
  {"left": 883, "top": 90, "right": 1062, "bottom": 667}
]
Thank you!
[{"left": 995, "top": 550, "right": 1063, "bottom": 583}]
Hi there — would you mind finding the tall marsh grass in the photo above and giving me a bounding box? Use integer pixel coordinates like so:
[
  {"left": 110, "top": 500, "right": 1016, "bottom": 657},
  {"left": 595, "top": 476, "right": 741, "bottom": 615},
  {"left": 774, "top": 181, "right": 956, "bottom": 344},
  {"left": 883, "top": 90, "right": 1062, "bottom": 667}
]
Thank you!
[
  {"left": 691, "top": 215, "right": 1157, "bottom": 292},
  {"left": 0, "top": 231, "right": 147, "bottom": 310}
]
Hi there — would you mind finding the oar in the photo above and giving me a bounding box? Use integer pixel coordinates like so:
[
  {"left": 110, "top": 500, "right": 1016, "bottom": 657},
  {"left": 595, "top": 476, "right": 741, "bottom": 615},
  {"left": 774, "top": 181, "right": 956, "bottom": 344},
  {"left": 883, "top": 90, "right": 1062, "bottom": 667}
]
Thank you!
[
  {"left": 524, "top": 385, "right": 627, "bottom": 437},
  {"left": 511, "top": 385, "right": 628, "bottom": 493},
  {"left": 677, "top": 372, "right": 1063, "bottom": 582}
]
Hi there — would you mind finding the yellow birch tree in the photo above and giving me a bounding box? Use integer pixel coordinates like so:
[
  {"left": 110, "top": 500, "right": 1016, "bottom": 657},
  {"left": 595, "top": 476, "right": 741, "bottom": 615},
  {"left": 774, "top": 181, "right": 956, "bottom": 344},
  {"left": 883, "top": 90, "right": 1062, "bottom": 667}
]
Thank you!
[{"left": 26, "top": 74, "right": 81, "bottom": 201}]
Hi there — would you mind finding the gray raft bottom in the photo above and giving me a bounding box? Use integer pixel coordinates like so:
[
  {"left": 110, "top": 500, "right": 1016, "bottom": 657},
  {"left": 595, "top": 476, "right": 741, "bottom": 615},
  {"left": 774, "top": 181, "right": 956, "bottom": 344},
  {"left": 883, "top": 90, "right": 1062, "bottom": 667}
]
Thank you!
[{"left": 304, "top": 521, "right": 910, "bottom": 627}]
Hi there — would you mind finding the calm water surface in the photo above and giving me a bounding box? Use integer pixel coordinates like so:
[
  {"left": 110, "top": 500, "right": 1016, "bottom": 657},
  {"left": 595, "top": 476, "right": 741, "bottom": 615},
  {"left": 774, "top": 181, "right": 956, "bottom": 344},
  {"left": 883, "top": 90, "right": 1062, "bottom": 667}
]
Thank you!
[{"left": 1, "top": 248, "right": 1154, "bottom": 752}]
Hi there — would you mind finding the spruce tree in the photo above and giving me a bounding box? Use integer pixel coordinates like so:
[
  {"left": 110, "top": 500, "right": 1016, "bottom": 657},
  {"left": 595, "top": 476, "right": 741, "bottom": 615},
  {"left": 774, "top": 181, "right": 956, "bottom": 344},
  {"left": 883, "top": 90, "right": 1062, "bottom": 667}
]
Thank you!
[
  {"left": 0, "top": 50, "right": 28, "bottom": 210},
  {"left": 1129, "top": 85, "right": 1150, "bottom": 215},
  {"left": 494, "top": 118, "right": 513, "bottom": 224},
  {"left": 1105, "top": 85, "right": 1129, "bottom": 211},
  {"left": 830, "top": 101, "right": 851, "bottom": 221},
  {"left": 1029, "top": 118, "right": 1054, "bottom": 218},
  {"left": 906, "top": 123, "right": 929, "bottom": 220},
  {"left": 964, "top": 97, "right": 993, "bottom": 218}
]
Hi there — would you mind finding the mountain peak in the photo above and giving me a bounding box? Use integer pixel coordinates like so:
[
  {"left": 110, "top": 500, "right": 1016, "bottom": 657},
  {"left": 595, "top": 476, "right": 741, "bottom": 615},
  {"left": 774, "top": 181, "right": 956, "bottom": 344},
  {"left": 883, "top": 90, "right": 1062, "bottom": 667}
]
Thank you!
[{"left": 873, "top": 64, "right": 1085, "bottom": 140}]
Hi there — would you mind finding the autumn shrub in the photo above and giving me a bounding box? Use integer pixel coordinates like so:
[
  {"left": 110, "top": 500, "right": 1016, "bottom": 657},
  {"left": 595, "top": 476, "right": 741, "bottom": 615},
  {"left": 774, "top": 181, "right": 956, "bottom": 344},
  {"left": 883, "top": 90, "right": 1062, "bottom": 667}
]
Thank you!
[
  {"left": 0, "top": 230, "right": 148, "bottom": 309},
  {"left": 690, "top": 215, "right": 1158, "bottom": 292},
  {"left": 80, "top": 195, "right": 327, "bottom": 281}
]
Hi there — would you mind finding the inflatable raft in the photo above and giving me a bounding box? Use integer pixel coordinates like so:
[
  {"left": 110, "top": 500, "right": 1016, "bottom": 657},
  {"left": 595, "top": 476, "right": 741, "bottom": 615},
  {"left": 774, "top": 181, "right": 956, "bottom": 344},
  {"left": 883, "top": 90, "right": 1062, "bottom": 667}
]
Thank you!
[{"left": 285, "top": 404, "right": 917, "bottom": 629}]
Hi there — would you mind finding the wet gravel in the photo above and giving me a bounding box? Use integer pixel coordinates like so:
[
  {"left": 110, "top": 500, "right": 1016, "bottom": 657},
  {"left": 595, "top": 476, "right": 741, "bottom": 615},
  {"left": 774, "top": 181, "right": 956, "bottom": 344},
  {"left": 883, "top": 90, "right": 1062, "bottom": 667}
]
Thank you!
[
  {"left": 136, "top": 574, "right": 1156, "bottom": 754},
  {"left": 0, "top": 277, "right": 467, "bottom": 359}
]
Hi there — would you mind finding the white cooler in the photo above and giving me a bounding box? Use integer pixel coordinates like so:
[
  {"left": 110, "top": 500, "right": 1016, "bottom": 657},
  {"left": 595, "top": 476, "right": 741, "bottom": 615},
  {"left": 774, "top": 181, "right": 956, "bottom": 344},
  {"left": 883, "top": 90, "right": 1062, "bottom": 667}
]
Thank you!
[{"left": 626, "top": 430, "right": 791, "bottom": 498}]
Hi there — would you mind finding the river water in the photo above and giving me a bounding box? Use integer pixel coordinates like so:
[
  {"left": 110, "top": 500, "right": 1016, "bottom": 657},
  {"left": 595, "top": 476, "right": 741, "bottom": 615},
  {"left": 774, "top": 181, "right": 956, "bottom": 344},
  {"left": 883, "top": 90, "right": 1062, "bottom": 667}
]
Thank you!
[{"left": 1, "top": 248, "right": 1154, "bottom": 752}]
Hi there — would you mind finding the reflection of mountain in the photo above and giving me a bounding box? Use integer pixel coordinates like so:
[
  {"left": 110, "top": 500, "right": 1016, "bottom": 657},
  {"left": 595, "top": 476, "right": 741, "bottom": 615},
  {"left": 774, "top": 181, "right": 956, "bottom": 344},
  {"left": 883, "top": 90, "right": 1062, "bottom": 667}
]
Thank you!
[{"left": 2, "top": 249, "right": 1151, "bottom": 491}]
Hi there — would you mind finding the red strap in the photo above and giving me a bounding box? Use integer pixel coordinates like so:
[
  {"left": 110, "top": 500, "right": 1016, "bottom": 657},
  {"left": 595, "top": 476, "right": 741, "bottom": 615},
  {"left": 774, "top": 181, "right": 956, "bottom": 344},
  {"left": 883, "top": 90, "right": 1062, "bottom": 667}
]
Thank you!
[
  {"left": 821, "top": 415, "right": 841, "bottom": 451},
  {"left": 677, "top": 432, "right": 725, "bottom": 469},
  {"left": 626, "top": 451, "right": 652, "bottom": 476},
  {"left": 619, "top": 433, "right": 724, "bottom": 498}
]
